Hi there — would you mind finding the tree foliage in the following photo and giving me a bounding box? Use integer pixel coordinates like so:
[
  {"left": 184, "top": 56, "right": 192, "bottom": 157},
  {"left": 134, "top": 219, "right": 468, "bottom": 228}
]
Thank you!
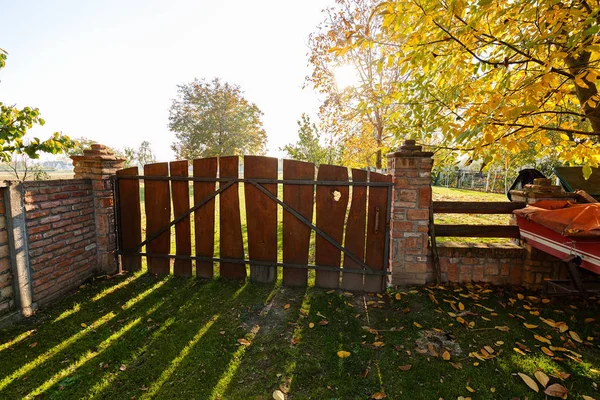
[
  {"left": 281, "top": 114, "right": 340, "bottom": 165},
  {"left": 308, "top": 0, "right": 403, "bottom": 169},
  {"left": 0, "top": 48, "right": 74, "bottom": 172},
  {"left": 327, "top": 0, "right": 600, "bottom": 177},
  {"left": 169, "top": 78, "right": 267, "bottom": 159}
]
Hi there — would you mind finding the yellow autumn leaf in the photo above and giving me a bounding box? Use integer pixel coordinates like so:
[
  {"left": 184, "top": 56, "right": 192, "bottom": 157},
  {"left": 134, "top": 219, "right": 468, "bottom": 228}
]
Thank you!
[
  {"left": 458, "top": 302, "right": 465, "bottom": 311},
  {"left": 513, "top": 347, "right": 527, "bottom": 355},
  {"left": 373, "top": 341, "right": 385, "bottom": 347},
  {"left": 534, "top": 334, "right": 551, "bottom": 345},
  {"left": 584, "top": 317, "right": 595, "bottom": 324},
  {"left": 541, "top": 347, "right": 554, "bottom": 357},
  {"left": 309, "top": 322, "right": 315, "bottom": 329},
  {"left": 582, "top": 395, "right": 596, "bottom": 400},
  {"left": 524, "top": 323, "right": 538, "bottom": 329},
  {"left": 337, "top": 350, "right": 351, "bottom": 358},
  {"left": 371, "top": 392, "right": 387, "bottom": 399},
  {"left": 237, "top": 338, "right": 250, "bottom": 346},
  {"left": 284, "top": 303, "right": 291, "bottom": 310},
  {"left": 534, "top": 370, "right": 550, "bottom": 388},
  {"left": 81, "top": 323, "right": 87, "bottom": 328},
  {"left": 569, "top": 331, "right": 583, "bottom": 343},
  {"left": 413, "top": 322, "right": 422, "bottom": 328},
  {"left": 466, "top": 385, "right": 475, "bottom": 393},
  {"left": 495, "top": 326, "right": 510, "bottom": 332},
  {"left": 395, "top": 293, "right": 401, "bottom": 301},
  {"left": 517, "top": 293, "right": 524, "bottom": 300},
  {"left": 518, "top": 372, "right": 540, "bottom": 392},
  {"left": 442, "top": 351, "right": 451, "bottom": 360}
]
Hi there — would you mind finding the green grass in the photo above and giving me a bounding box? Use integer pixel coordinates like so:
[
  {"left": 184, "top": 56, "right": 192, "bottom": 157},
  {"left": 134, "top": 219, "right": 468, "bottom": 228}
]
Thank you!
[
  {"left": 433, "top": 186, "right": 514, "bottom": 244},
  {"left": 1, "top": 272, "right": 599, "bottom": 399}
]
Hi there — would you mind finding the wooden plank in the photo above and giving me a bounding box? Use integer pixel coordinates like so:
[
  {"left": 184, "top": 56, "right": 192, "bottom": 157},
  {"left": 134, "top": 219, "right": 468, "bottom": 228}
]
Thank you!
[
  {"left": 434, "top": 224, "right": 521, "bottom": 238},
  {"left": 244, "top": 156, "right": 278, "bottom": 283},
  {"left": 193, "top": 157, "right": 217, "bottom": 278},
  {"left": 116, "top": 167, "right": 142, "bottom": 272},
  {"left": 219, "top": 156, "right": 246, "bottom": 279},
  {"left": 341, "top": 169, "right": 368, "bottom": 291},
  {"left": 433, "top": 201, "right": 526, "bottom": 214},
  {"left": 144, "top": 162, "right": 171, "bottom": 275},
  {"left": 282, "top": 159, "right": 315, "bottom": 287},
  {"left": 364, "top": 172, "right": 391, "bottom": 293},
  {"left": 315, "top": 164, "right": 349, "bottom": 289},
  {"left": 170, "top": 160, "right": 192, "bottom": 276}
]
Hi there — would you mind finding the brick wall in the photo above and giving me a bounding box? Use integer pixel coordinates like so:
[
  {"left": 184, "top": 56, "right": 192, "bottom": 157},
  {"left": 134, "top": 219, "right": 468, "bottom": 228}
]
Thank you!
[
  {"left": 430, "top": 242, "right": 524, "bottom": 285},
  {"left": 23, "top": 179, "right": 97, "bottom": 306},
  {"left": 0, "top": 190, "right": 13, "bottom": 314}
]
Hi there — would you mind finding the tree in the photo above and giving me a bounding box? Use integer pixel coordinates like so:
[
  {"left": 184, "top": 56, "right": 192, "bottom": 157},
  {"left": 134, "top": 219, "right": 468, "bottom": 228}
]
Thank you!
[
  {"left": 169, "top": 78, "right": 267, "bottom": 159},
  {"left": 307, "top": 0, "right": 404, "bottom": 169},
  {"left": 136, "top": 141, "right": 156, "bottom": 166},
  {"left": 281, "top": 114, "right": 340, "bottom": 165},
  {"left": 328, "top": 0, "right": 600, "bottom": 177},
  {"left": 0, "top": 49, "right": 74, "bottom": 180}
]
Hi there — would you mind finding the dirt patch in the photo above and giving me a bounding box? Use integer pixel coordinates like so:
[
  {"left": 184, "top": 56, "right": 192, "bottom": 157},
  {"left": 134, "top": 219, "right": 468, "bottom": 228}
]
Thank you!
[{"left": 415, "top": 329, "right": 462, "bottom": 356}]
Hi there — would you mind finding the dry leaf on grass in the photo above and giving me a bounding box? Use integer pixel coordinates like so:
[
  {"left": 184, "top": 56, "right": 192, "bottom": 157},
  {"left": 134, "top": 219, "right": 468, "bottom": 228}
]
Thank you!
[
  {"left": 534, "top": 334, "right": 551, "bottom": 345},
  {"left": 544, "top": 383, "right": 568, "bottom": 398},
  {"left": 337, "top": 350, "right": 351, "bottom": 358},
  {"left": 518, "top": 372, "right": 539, "bottom": 392},
  {"left": 371, "top": 392, "right": 387, "bottom": 399},
  {"left": 569, "top": 330, "right": 583, "bottom": 343},
  {"left": 524, "top": 323, "right": 538, "bottom": 329},
  {"left": 273, "top": 389, "right": 285, "bottom": 400},
  {"left": 237, "top": 338, "right": 250, "bottom": 346},
  {"left": 309, "top": 322, "right": 314, "bottom": 329},
  {"left": 534, "top": 370, "right": 549, "bottom": 388},
  {"left": 442, "top": 351, "right": 451, "bottom": 360},
  {"left": 398, "top": 364, "right": 412, "bottom": 371}
]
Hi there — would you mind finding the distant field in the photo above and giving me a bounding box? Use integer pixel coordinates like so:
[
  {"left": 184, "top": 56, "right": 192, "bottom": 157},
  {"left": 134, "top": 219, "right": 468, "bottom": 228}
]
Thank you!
[
  {"left": 0, "top": 170, "right": 74, "bottom": 181},
  {"left": 432, "top": 186, "right": 513, "bottom": 244}
]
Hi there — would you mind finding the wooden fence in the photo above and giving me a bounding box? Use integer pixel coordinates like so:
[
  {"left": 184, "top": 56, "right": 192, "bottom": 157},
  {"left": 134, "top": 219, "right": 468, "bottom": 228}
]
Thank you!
[{"left": 115, "top": 155, "right": 393, "bottom": 292}]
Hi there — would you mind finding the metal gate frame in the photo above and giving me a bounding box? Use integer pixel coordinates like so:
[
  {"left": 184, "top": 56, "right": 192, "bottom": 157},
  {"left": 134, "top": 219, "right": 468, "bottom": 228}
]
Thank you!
[{"left": 113, "top": 175, "right": 393, "bottom": 277}]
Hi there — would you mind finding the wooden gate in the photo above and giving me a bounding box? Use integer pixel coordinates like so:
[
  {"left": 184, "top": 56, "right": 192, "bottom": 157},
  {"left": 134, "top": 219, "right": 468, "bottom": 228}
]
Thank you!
[{"left": 114, "top": 156, "right": 392, "bottom": 292}]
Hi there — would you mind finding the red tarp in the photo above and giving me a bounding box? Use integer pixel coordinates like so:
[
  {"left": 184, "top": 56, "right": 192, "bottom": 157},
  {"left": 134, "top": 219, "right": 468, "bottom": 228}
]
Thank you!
[{"left": 513, "top": 200, "right": 600, "bottom": 237}]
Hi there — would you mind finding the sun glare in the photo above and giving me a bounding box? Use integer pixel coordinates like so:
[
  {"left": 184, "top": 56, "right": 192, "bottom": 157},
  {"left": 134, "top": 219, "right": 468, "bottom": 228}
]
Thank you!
[{"left": 334, "top": 64, "right": 359, "bottom": 89}]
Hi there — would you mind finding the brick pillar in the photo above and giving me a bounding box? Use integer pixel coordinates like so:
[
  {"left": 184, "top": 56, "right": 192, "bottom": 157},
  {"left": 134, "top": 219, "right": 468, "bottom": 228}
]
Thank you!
[
  {"left": 387, "top": 140, "right": 434, "bottom": 286},
  {"left": 71, "top": 145, "right": 124, "bottom": 274}
]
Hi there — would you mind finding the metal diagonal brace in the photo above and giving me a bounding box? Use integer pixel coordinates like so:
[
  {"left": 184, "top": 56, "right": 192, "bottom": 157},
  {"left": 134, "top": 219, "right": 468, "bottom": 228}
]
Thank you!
[
  {"left": 250, "top": 181, "right": 376, "bottom": 273},
  {"left": 131, "top": 180, "right": 235, "bottom": 252}
]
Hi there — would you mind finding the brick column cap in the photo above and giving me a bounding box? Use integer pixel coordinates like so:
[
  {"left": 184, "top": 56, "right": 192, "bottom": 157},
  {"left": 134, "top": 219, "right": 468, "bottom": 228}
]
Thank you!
[{"left": 387, "top": 140, "right": 434, "bottom": 158}]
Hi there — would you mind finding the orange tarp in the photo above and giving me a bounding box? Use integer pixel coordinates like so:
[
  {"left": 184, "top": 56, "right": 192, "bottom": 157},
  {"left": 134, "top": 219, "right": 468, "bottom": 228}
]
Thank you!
[{"left": 513, "top": 200, "right": 600, "bottom": 237}]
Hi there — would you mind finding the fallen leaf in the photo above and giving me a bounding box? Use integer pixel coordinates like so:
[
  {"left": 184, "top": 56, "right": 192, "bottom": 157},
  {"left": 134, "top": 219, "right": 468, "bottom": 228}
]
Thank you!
[
  {"left": 569, "top": 330, "right": 583, "bottom": 343},
  {"left": 337, "top": 350, "right": 351, "bottom": 358},
  {"left": 119, "top": 364, "right": 127, "bottom": 372},
  {"left": 237, "top": 338, "right": 250, "bottom": 346},
  {"left": 466, "top": 386, "right": 475, "bottom": 393},
  {"left": 544, "top": 383, "right": 568, "bottom": 398},
  {"left": 534, "top": 335, "right": 551, "bottom": 345},
  {"left": 495, "top": 326, "right": 510, "bottom": 332},
  {"left": 29, "top": 342, "right": 37, "bottom": 348},
  {"left": 291, "top": 337, "right": 300, "bottom": 345},
  {"left": 584, "top": 317, "right": 595, "bottom": 324},
  {"left": 326, "top": 290, "right": 335, "bottom": 294},
  {"left": 517, "top": 293, "right": 525, "bottom": 300},
  {"left": 534, "top": 370, "right": 549, "bottom": 388},
  {"left": 413, "top": 322, "right": 422, "bottom": 328},
  {"left": 484, "top": 346, "right": 494, "bottom": 354},
  {"left": 542, "top": 298, "right": 551, "bottom": 304},
  {"left": 541, "top": 347, "right": 554, "bottom": 357},
  {"left": 582, "top": 396, "right": 596, "bottom": 400},
  {"left": 442, "top": 351, "right": 451, "bottom": 360},
  {"left": 319, "top": 320, "right": 329, "bottom": 326},
  {"left": 81, "top": 323, "right": 87, "bottom": 328},
  {"left": 373, "top": 341, "right": 385, "bottom": 347},
  {"left": 273, "top": 389, "right": 285, "bottom": 400},
  {"left": 458, "top": 302, "right": 465, "bottom": 311},
  {"left": 395, "top": 293, "right": 401, "bottom": 301},
  {"left": 518, "top": 372, "right": 539, "bottom": 392},
  {"left": 309, "top": 322, "right": 315, "bottom": 329},
  {"left": 398, "top": 364, "right": 412, "bottom": 371},
  {"left": 524, "top": 323, "right": 538, "bottom": 329},
  {"left": 450, "top": 362, "right": 462, "bottom": 369},
  {"left": 513, "top": 347, "right": 527, "bottom": 355},
  {"left": 284, "top": 304, "right": 291, "bottom": 310},
  {"left": 371, "top": 392, "right": 387, "bottom": 399}
]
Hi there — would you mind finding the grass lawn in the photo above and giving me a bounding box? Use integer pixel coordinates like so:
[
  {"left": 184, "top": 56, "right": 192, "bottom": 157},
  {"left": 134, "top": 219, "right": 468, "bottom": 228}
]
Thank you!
[
  {"left": 432, "top": 186, "right": 514, "bottom": 244},
  {"left": 1, "top": 270, "right": 599, "bottom": 399}
]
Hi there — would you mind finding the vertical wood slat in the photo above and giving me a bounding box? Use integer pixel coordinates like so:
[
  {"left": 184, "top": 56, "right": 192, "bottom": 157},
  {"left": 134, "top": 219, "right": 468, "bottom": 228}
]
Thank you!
[
  {"left": 282, "top": 160, "right": 315, "bottom": 287},
  {"left": 144, "top": 162, "right": 171, "bottom": 275},
  {"left": 219, "top": 156, "right": 246, "bottom": 279},
  {"left": 315, "top": 164, "right": 349, "bottom": 289},
  {"left": 244, "top": 156, "right": 278, "bottom": 283},
  {"left": 193, "top": 157, "right": 217, "bottom": 279},
  {"left": 116, "top": 167, "right": 142, "bottom": 271},
  {"left": 341, "top": 169, "right": 368, "bottom": 291},
  {"left": 364, "top": 172, "right": 391, "bottom": 293},
  {"left": 170, "top": 160, "right": 192, "bottom": 276}
]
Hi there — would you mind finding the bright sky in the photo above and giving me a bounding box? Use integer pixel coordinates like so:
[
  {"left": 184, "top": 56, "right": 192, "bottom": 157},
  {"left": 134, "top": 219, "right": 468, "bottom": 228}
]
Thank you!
[{"left": 0, "top": 0, "right": 330, "bottom": 161}]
